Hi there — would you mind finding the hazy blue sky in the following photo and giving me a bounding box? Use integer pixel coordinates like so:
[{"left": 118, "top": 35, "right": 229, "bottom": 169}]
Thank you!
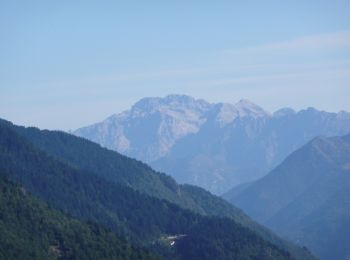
[{"left": 1, "top": 1, "right": 350, "bottom": 130}]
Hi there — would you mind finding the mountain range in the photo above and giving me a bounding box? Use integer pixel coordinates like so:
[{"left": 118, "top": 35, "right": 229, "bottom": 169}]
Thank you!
[
  {"left": 0, "top": 118, "right": 312, "bottom": 259},
  {"left": 223, "top": 134, "right": 350, "bottom": 260},
  {"left": 74, "top": 94, "right": 350, "bottom": 194}
]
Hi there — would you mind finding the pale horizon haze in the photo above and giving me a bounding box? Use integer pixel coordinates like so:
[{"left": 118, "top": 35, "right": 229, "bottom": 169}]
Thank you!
[{"left": 1, "top": 1, "right": 350, "bottom": 130}]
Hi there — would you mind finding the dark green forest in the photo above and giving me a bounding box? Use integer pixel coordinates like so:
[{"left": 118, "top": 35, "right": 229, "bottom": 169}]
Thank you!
[
  {"left": 0, "top": 119, "right": 313, "bottom": 259},
  {"left": 0, "top": 119, "right": 312, "bottom": 259},
  {"left": 0, "top": 173, "right": 158, "bottom": 260}
]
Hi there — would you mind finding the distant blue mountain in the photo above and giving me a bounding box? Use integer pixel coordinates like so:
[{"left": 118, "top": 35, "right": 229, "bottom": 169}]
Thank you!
[
  {"left": 224, "top": 133, "right": 350, "bottom": 260},
  {"left": 74, "top": 95, "right": 350, "bottom": 194}
]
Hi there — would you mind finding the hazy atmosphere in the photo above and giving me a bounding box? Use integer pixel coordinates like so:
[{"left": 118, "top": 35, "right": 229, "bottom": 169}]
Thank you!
[
  {"left": 1, "top": 2, "right": 350, "bottom": 260},
  {"left": 1, "top": 1, "right": 350, "bottom": 130}
]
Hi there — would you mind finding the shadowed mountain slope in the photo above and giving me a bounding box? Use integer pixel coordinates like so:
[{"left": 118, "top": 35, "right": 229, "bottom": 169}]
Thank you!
[
  {"left": 0, "top": 119, "right": 313, "bottom": 259},
  {"left": 0, "top": 173, "right": 159, "bottom": 260},
  {"left": 226, "top": 134, "right": 350, "bottom": 260}
]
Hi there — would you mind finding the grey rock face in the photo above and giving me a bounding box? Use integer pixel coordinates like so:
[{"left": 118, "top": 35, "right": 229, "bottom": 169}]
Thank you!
[
  {"left": 74, "top": 94, "right": 350, "bottom": 194},
  {"left": 75, "top": 95, "right": 212, "bottom": 162}
]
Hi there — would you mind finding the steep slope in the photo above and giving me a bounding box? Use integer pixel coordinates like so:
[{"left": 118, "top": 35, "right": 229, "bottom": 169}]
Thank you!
[
  {"left": 0, "top": 118, "right": 313, "bottom": 259},
  {"left": 227, "top": 134, "right": 350, "bottom": 259},
  {"left": 152, "top": 101, "right": 271, "bottom": 193},
  {"left": 289, "top": 183, "right": 350, "bottom": 260},
  {"left": 4, "top": 118, "right": 240, "bottom": 217},
  {"left": 0, "top": 173, "right": 158, "bottom": 260},
  {"left": 0, "top": 120, "right": 305, "bottom": 259},
  {"left": 152, "top": 106, "right": 350, "bottom": 194},
  {"left": 74, "top": 95, "right": 350, "bottom": 194},
  {"left": 74, "top": 94, "right": 212, "bottom": 162}
]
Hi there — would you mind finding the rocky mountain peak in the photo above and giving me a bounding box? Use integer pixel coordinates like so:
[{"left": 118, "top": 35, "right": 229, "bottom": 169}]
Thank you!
[
  {"left": 273, "top": 108, "right": 296, "bottom": 118},
  {"left": 131, "top": 94, "right": 211, "bottom": 115},
  {"left": 215, "top": 103, "right": 238, "bottom": 125},
  {"left": 131, "top": 97, "right": 162, "bottom": 113},
  {"left": 234, "top": 99, "right": 270, "bottom": 118}
]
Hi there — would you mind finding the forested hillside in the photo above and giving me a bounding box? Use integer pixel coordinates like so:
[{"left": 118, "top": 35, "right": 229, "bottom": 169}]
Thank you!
[
  {"left": 0, "top": 119, "right": 305, "bottom": 259},
  {"left": 0, "top": 118, "right": 312, "bottom": 258},
  {"left": 0, "top": 173, "right": 158, "bottom": 260}
]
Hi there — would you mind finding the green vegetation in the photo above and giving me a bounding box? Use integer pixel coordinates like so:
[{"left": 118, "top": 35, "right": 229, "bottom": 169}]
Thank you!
[
  {"left": 176, "top": 217, "right": 292, "bottom": 260},
  {"left": 0, "top": 119, "right": 313, "bottom": 259},
  {"left": 0, "top": 173, "right": 159, "bottom": 260},
  {"left": 0, "top": 124, "right": 195, "bottom": 243}
]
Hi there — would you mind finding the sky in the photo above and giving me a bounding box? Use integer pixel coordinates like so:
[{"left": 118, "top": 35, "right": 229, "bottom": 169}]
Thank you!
[{"left": 1, "top": 1, "right": 350, "bottom": 130}]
